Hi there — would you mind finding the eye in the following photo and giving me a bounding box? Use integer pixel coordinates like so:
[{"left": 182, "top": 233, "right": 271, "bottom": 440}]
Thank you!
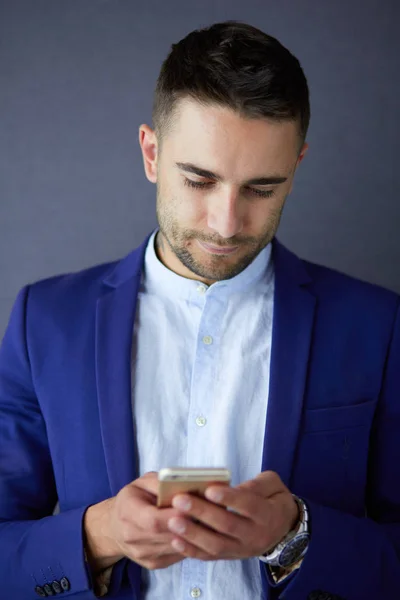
[
  {"left": 183, "top": 178, "right": 210, "bottom": 190},
  {"left": 250, "top": 188, "right": 275, "bottom": 198},
  {"left": 183, "top": 178, "right": 275, "bottom": 198}
]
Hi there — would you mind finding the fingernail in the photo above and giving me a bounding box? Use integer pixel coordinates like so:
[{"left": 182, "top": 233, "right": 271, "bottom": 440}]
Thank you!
[
  {"left": 168, "top": 517, "right": 186, "bottom": 534},
  {"left": 205, "top": 488, "right": 223, "bottom": 502},
  {"left": 172, "top": 496, "right": 192, "bottom": 511},
  {"left": 172, "top": 539, "right": 185, "bottom": 552}
]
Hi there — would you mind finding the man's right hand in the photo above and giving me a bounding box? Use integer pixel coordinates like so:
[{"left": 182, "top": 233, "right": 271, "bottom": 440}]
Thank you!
[{"left": 84, "top": 471, "right": 187, "bottom": 572}]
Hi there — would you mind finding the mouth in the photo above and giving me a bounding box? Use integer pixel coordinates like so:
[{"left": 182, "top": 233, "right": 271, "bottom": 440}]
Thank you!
[{"left": 197, "top": 240, "right": 239, "bottom": 255}]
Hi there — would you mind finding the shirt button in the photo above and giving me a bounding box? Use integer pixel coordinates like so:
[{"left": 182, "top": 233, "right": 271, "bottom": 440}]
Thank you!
[
  {"left": 190, "top": 587, "right": 202, "bottom": 598},
  {"left": 202, "top": 335, "right": 213, "bottom": 345},
  {"left": 195, "top": 416, "right": 207, "bottom": 427},
  {"left": 197, "top": 284, "right": 207, "bottom": 294}
]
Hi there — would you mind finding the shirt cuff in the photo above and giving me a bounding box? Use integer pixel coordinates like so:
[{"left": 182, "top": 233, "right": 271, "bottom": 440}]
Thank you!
[
  {"left": 93, "top": 565, "right": 114, "bottom": 597},
  {"left": 84, "top": 547, "right": 114, "bottom": 597},
  {"left": 267, "top": 556, "right": 304, "bottom": 584}
]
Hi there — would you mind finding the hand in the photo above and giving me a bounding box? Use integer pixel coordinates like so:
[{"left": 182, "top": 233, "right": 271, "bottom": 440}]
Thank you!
[
  {"left": 166, "top": 470, "right": 299, "bottom": 561},
  {"left": 101, "top": 471, "right": 188, "bottom": 570}
]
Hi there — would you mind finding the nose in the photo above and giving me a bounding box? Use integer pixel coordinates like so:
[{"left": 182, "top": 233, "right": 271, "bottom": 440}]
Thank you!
[{"left": 207, "top": 190, "right": 243, "bottom": 239}]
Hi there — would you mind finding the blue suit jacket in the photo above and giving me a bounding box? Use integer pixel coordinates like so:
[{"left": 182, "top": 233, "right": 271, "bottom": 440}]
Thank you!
[{"left": 1, "top": 233, "right": 400, "bottom": 600}]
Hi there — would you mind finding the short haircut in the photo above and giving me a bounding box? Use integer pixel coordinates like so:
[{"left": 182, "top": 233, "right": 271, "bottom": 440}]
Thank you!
[{"left": 152, "top": 20, "right": 310, "bottom": 151}]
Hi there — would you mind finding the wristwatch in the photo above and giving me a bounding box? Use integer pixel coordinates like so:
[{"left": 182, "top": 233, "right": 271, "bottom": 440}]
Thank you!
[{"left": 259, "top": 495, "right": 310, "bottom": 568}]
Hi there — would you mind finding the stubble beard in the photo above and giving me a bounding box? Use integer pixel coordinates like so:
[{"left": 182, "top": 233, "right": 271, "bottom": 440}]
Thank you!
[{"left": 156, "top": 195, "right": 279, "bottom": 282}]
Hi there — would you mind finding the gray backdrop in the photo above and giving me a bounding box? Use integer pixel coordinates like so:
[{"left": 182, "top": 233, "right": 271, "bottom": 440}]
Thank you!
[{"left": 1, "top": 0, "right": 400, "bottom": 340}]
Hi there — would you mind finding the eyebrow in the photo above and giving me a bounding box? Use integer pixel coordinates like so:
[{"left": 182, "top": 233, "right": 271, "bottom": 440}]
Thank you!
[{"left": 175, "top": 162, "right": 288, "bottom": 185}]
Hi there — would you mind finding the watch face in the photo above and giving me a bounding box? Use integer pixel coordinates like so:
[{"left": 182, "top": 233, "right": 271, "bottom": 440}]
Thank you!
[{"left": 279, "top": 533, "right": 310, "bottom": 568}]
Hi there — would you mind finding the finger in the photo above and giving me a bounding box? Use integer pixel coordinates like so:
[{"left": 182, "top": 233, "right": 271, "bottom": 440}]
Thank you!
[
  {"left": 131, "top": 471, "right": 160, "bottom": 496},
  {"left": 171, "top": 493, "right": 250, "bottom": 541},
  {"left": 167, "top": 515, "right": 241, "bottom": 558},
  {"left": 156, "top": 552, "right": 186, "bottom": 569},
  {"left": 150, "top": 552, "right": 185, "bottom": 569},
  {"left": 131, "top": 550, "right": 184, "bottom": 570},
  {"left": 122, "top": 489, "right": 185, "bottom": 536},
  {"left": 203, "top": 485, "right": 267, "bottom": 522},
  {"left": 170, "top": 536, "right": 230, "bottom": 561},
  {"left": 235, "top": 471, "right": 286, "bottom": 495},
  {"left": 138, "top": 504, "right": 189, "bottom": 535}
]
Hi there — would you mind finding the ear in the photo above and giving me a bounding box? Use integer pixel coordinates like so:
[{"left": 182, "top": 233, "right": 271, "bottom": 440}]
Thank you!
[
  {"left": 287, "top": 142, "right": 309, "bottom": 195},
  {"left": 138, "top": 124, "right": 158, "bottom": 183},
  {"left": 297, "top": 142, "right": 309, "bottom": 165}
]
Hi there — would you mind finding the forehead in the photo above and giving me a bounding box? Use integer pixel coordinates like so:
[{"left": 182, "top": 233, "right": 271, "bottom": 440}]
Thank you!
[{"left": 164, "top": 98, "right": 300, "bottom": 175}]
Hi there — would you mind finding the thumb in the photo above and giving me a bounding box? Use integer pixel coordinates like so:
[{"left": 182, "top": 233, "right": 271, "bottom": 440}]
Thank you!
[
  {"left": 235, "top": 471, "right": 283, "bottom": 497},
  {"left": 234, "top": 477, "right": 262, "bottom": 493}
]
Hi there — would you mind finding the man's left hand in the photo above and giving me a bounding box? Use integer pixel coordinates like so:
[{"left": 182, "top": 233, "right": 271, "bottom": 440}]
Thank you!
[{"left": 167, "top": 470, "right": 299, "bottom": 560}]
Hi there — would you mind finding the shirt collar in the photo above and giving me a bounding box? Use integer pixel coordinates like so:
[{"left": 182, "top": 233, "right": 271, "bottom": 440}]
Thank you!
[{"left": 143, "top": 228, "right": 273, "bottom": 301}]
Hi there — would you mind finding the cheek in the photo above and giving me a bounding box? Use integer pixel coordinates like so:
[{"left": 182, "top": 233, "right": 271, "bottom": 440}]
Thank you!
[
  {"left": 175, "top": 193, "right": 207, "bottom": 225},
  {"left": 245, "top": 200, "right": 279, "bottom": 230}
]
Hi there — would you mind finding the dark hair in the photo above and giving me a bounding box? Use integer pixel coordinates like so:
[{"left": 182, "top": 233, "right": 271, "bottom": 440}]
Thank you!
[{"left": 152, "top": 20, "right": 310, "bottom": 151}]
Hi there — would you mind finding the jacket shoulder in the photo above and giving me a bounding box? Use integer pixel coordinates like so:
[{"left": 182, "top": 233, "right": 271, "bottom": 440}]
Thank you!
[
  {"left": 28, "top": 259, "right": 119, "bottom": 300},
  {"left": 301, "top": 257, "right": 400, "bottom": 312}
]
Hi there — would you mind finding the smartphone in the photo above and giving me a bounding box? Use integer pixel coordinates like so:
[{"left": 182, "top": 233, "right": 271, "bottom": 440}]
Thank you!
[{"left": 157, "top": 467, "right": 231, "bottom": 508}]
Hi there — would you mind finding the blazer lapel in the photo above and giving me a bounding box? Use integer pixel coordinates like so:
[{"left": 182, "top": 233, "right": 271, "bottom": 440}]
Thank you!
[
  {"left": 95, "top": 233, "right": 152, "bottom": 496},
  {"left": 261, "top": 238, "right": 317, "bottom": 488}
]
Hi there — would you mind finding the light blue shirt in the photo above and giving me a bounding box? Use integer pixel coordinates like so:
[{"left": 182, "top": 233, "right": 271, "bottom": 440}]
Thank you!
[{"left": 131, "top": 229, "right": 275, "bottom": 599}]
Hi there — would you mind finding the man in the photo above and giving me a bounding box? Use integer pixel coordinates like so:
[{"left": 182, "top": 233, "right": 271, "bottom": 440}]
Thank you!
[{"left": 0, "top": 19, "right": 399, "bottom": 600}]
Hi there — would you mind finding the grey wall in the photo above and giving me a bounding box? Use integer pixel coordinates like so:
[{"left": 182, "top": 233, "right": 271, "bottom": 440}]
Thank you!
[{"left": 1, "top": 0, "right": 399, "bottom": 340}]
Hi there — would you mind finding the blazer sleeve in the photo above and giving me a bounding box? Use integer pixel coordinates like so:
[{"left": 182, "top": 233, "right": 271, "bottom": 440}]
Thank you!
[
  {"left": 265, "top": 298, "right": 400, "bottom": 600},
  {"left": 0, "top": 286, "right": 119, "bottom": 599}
]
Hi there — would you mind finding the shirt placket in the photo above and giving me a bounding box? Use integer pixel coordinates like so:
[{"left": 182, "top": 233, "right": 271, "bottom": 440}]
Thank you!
[{"left": 181, "top": 287, "right": 226, "bottom": 600}]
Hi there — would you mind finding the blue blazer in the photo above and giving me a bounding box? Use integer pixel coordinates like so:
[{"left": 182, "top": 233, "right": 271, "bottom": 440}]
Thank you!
[{"left": 1, "top": 233, "right": 400, "bottom": 600}]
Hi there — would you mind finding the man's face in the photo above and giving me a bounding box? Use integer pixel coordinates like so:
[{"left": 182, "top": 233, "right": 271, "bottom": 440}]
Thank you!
[{"left": 140, "top": 98, "right": 307, "bottom": 285}]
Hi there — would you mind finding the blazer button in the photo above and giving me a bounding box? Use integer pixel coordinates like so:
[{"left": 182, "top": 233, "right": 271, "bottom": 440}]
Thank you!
[
  {"left": 43, "top": 583, "right": 55, "bottom": 596},
  {"left": 34, "top": 586, "right": 47, "bottom": 597},
  {"left": 51, "top": 580, "right": 62, "bottom": 594},
  {"left": 60, "top": 577, "right": 71, "bottom": 591}
]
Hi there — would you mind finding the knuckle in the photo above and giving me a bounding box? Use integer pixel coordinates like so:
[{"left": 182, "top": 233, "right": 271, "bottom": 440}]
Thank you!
[
  {"left": 191, "top": 503, "right": 206, "bottom": 521},
  {"left": 113, "top": 492, "right": 128, "bottom": 520},
  {"left": 122, "top": 483, "right": 138, "bottom": 503},
  {"left": 180, "top": 545, "right": 195, "bottom": 558},
  {"left": 115, "top": 490, "right": 139, "bottom": 523},
  {"left": 209, "top": 540, "right": 224, "bottom": 556},
  {"left": 134, "top": 547, "right": 147, "bottom": 561},
  {"left": 207, "top": 546, "right": 218, "bottom": 557},
  {"left": 250, "top": 500, "right": 262, "bottom": 517},
  {"left": 120, "top": 523, "right": 135, "bottom": 545},
  {"left": 145, "top": 559, "right": 159, "bottom": 570},
  {"left": 267, "top": 470, "right": 284, "bottom": 489},
  {"left": 147, "top": 515, "right": 163, "bottom": 535},
  {"left": 223, "top": 518, "right": 237, "bottom": 536}
]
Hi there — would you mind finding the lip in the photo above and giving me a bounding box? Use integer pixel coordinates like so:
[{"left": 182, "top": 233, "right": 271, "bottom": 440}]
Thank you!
[{"left": 197, "top": 240, "right": 239, "bottom": 255}]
